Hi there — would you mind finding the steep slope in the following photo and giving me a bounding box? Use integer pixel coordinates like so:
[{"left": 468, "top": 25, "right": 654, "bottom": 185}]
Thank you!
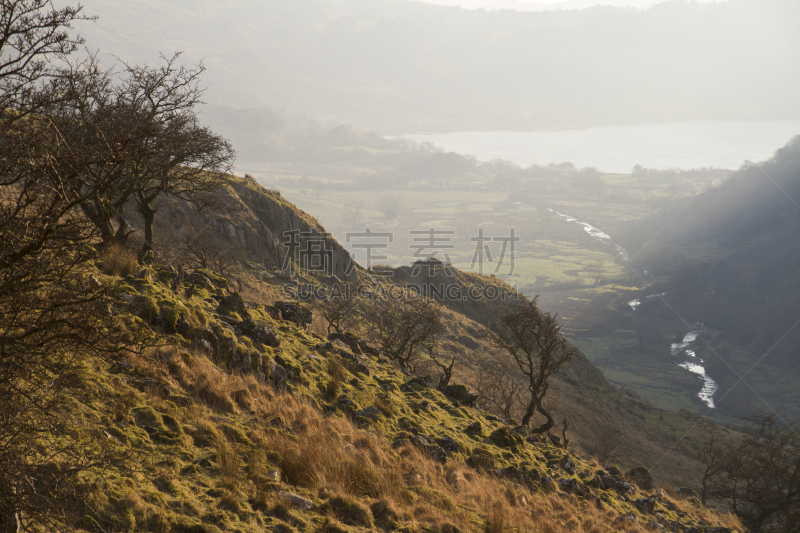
[
  {"left": 75, "top": 244, "right": 741, "bottom": 532},
  {"left": 3, "top": 169, "right": 745, "bottom": 531},
  {"left": 127, "top": 175, "right": 357, "bottom": 284},
  {"left": 140, "top": 175, "right": 737, "bottom": 489},
  {"left": 621, "top": 136, "right": 800, "bottom": 419}
]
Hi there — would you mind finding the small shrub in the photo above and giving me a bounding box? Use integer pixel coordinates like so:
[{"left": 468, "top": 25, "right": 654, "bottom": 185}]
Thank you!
[
  {"left": 483, "top": 504, "right": 508, "bottom": 533},
  {"left": 370, "top": 500, "right": 400, "bottom": 532},
  {"left": 324, "top": 359, "right": 345, "bottom": 400},
  {"left": 323, "top": 379, "right": 339, "bottom": 401},
  {"left": 317, "top": 520, "right": 348, "bottom": 533},
  {"left": 375, "top": 396, "right": 395, "bottom": 418},
  {"left": 112, "top": 392, "right": 136, "bottom": 422},
  {"left": 219, "top": 491, "right": 240, "bottom": 511},
  {"left": 626, "top": 466, "right": 654, "bottom": 490},
  {"left": 133, "top": 295, "right": 159, "bottom": 323},
  {"left": 326, "top": 358, "right": 346, "bottom": 382},
  {"left": 192, "top": 420, "right": 220, "bottom": 448},
  {"left": 99, "top": 243, "right": 139, "bottom": 277}
]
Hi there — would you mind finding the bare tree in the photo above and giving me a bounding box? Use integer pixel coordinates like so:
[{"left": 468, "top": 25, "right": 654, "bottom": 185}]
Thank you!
[
  {"left": 473, "top": 352, "right": 526, "bottom": 421},
  {"left": 25, "top": 52, "right": 234, "bottom": 247},
  {"left": 178, "top": 228, "right": 241, "bottom": 279},
  {"left": 688, "top": 422, "right": 731, "bottom": 506},
  {"left": 0, "top": 4, "right": 148, "bottom": 529},
  {"left": 586, "top": 425, "right": 623, "bottom": 466},
  {"left": 485, "top": 296, "right": 574, "bottom": 433},
  {"left": 419, "top": 323, "right": 454, "bottom": 388},
  {"left": 561, "top": 418, "right": 570, "bottom": 450},
  {"left": 317, "top": 285, "right": 359, "bottom": 336},
  {"left": 364, "top": 295, "right": 442, "bottom": 370},
  {"left": 30, "top": 55, "right": 140, "bottom": 243},
  {"left": 121, "top": 54, "right": 235, "bottom": 250},
  {"left": 0, "top": 0, "right": 92, "bottom": 116}
]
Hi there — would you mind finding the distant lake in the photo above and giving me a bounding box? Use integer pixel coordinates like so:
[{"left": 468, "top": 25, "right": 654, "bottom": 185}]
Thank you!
[{"left": 398, "top": 121, "right": 800, "bottom": 173}]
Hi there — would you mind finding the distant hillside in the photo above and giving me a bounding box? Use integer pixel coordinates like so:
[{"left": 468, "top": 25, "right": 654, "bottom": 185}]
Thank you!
[{"left": 622, "top": 136, "right": 800, "bottom": 419}]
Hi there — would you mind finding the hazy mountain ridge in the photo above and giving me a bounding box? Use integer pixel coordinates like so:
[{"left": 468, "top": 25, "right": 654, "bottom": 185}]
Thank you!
[{"left": 74, "top": 0, "right": 800, "bottom": 133}]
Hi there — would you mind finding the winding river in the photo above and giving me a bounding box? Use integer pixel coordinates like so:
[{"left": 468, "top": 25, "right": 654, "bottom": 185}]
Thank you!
[
  {"left": 547, "top": 207, "right": 719, "bottom": 409},
  {"left": 629, "top": 298, "right": 719, "bottom": 409},
  {"left": 670, "top": 329, "right": 719, "bottom": 409},
  {"left": 547, "top": 209, "right": 630, "bottom": 262}
]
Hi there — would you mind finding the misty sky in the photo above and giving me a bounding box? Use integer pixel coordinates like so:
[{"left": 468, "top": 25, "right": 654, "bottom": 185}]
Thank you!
[{"left": 433, "top": 0, "right": 728, "bottom": 9}]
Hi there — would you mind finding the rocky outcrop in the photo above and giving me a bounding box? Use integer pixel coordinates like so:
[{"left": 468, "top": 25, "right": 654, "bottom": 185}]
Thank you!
[
  {"left": 147, "top": 175, "right": 357, "bottom": 282},
  {"left": 441, "top": 383, "right": 479, "bottom": 406},
  {"left": 274, "top": 301, "right": 313, "bottom": 326},
  {"left": 237, "top": 318, "right": 280, "bottom": 348}
]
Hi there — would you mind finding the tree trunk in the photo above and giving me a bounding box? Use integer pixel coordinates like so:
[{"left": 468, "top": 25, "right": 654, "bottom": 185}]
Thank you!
[
  {"left": 79, "top": 201, "right": 115, "bottom": 243},
  {"left": 530, "top": 398, "right": 555, "bottom": 434},
  {"left": 136, "top": 197, "right": 157, "bottom": 249},
  {"left": 114, "top": 213, "right": 131, "bottom": 242},
  {"left": 437, "top": 356, "right": 454, "bottom": 388},
  {"left": 396, "top": 353, "right": 408, "bottom": 370},
  {"left": 521, "top": 398, "right": 537, "bottom": 426}
]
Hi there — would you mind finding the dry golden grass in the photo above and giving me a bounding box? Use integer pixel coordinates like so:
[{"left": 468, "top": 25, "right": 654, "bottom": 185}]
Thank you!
[
  {"left": 99, "top": 243, "right": 140, "bottom": 277},
  {"left": 217, "top": 437, "right": 241, "bottom": 495},
  {"left": 322, "top": 357, "right": 344, "bottom": 400},
  {"left": 120, "top": 344, "right": 741, "bottom": 533},
  {"left": 670, "top": 492, "right": 742, "bottom": 531}
]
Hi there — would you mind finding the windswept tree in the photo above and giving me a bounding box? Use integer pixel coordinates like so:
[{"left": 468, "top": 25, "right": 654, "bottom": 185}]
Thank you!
[
  {"left": 364, "top": 294, "right": 442, "bottom": 370},
  {"left": 121, "top": 54, "right": 234, "bottom": 250},
  {"left": 688, "top": 422, "right": 731, "bottom": 506},
  {"left": 27, "top": 52, "right": 234, "bottom": 246},
  {"left": 177, "top": 227, "right": 241, "bottom": 279},
  {"left": 317, "top": 285, "right": 360, "bottom": 336},
  {"left": 486, "top": 296, "right": 574, "bottom": 433},
  {"left": 419, "top": 319, "right": 455, "bottom": 388},
  {"left": 41, "top": 56, "right": 141, "bottom": 243}
]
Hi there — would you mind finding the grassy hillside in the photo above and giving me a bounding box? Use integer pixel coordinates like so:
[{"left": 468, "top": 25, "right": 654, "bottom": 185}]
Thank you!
[
  {"left": 68, "top": 247, "right": 741, "bottom": 533},
  {"left": 136, "top": 173, "right": 735, "bottom": 488}
]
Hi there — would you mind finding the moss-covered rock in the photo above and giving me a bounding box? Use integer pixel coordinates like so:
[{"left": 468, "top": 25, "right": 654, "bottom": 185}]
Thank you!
[
  {"left": 489, "top": 427, "right": 524, "bottom": 448},
  {"left": 467, "top": 447, "right": 496, "bottom": 470},
  {"left": 627, "top": 466, "right": 654, "bottom": 490}
]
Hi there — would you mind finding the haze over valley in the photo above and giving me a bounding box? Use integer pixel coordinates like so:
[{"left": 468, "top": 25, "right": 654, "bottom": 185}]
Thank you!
[
  {"left": 4, "top": 1, "right": 800, "bottom": 531},
  {"left": 68, "top": 0, "right": 800, "bottom": 428}
]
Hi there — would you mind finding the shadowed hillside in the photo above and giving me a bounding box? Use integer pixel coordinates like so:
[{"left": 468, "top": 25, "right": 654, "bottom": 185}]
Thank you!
[{"left": 620, "top": 136, "right": 800, "bottom": 419}]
